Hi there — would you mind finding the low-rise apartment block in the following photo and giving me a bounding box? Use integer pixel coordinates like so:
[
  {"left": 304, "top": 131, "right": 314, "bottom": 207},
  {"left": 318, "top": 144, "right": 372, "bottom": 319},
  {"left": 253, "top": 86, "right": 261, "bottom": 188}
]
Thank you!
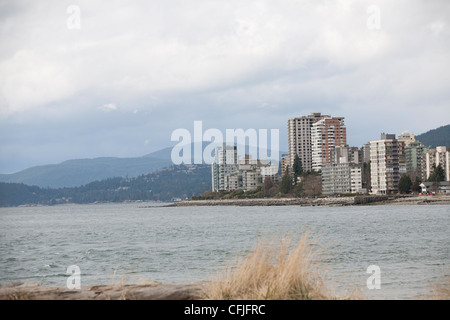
[{"left": 322, "top": 146, "right": 364, "bottom": 195}]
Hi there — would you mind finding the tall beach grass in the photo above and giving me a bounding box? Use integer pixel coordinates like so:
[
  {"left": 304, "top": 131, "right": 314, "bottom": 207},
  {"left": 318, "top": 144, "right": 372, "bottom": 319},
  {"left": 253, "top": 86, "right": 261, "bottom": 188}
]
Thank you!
[{"left": 201, "top": 232, "right": 362, "bottom": 300}]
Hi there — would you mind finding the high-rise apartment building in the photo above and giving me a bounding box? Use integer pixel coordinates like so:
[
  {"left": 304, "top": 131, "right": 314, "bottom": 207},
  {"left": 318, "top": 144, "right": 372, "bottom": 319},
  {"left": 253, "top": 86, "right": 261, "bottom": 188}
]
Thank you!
[
  {"left": 211, "top": 144, "right": 238, "bottom": 192},
  {"left": 287, "top": 112, "right": 325, "bottom": 172},
  {"left": 370, "top": 133, "right": 400, "bottom": 194},
  {"left": 397, "top": 131, "right": 415, "bottom": 147},
  {"left": 397, "top": 131, "right": 415, "bottom": 176},
  {"left": 406, "top": 140, "right": 427, "bottom": 180},
  {"left": 311, "top": 116, "right": 347, "bottom": 171},
  {"left": 288, "top": 112, "right": 346, "bottom": 173},
  {"left": 362, "top": 143, "right": 371, "bottom": 164}
]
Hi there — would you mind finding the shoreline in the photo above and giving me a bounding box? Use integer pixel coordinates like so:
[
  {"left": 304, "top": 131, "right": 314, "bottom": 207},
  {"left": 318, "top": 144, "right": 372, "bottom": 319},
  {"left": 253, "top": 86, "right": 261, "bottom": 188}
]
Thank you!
[
  {"left": 4, "top": 195, "right": 450, "bottom": 208},
  {"left": 0, "top": 280, "right": 205, "bottom": 300},
  {"left": 166, "top": 195, "right": 450, "bottom": 207}
]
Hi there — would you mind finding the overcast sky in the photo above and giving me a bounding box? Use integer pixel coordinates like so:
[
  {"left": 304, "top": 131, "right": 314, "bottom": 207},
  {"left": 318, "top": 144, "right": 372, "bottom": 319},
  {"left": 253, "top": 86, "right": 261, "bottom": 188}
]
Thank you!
[{"left": 1, "top": 0, "right": 449, "bottom": 173}]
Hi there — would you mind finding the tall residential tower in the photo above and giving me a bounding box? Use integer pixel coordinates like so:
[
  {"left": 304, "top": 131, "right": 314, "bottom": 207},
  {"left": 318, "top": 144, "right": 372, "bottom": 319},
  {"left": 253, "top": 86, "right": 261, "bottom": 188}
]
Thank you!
[
  {"left": 311, "top": 116, "right": 347, "bottom": 171},
  {"left": 211, "top": 143, "right": 238, "bottom": 192},
  {"left": 369, "top": 133, "right": 400, "bottom": 194},
  {"left": 287, "top": 112, "right": 326, "bottom": 172}
]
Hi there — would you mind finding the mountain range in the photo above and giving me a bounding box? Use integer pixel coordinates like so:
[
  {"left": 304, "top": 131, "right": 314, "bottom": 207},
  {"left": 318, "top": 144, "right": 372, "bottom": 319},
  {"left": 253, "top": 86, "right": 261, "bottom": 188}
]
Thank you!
[
  {"left": 0, "top": 143, "right": 285, "bottom": 188},
  {"left": 0, "top": 151, "right": 173, "bottom": 188},
  {"left": 0, "top": 124, "right": 448, "bottom": 188}
]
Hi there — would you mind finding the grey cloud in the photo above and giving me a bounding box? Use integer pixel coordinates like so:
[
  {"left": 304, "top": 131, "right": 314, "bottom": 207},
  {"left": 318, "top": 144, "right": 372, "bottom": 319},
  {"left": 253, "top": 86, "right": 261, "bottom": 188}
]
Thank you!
[{"left": 0, "top": 0, "right": 449, "bottom": 173}]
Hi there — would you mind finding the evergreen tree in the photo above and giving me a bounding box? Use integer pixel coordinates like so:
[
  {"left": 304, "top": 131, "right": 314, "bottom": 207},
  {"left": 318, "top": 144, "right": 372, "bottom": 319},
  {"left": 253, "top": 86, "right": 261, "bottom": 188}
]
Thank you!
[
  {"left": 398, "top": 175, "right": 412, "bottom": 194},
  {"left": 428, "top": 164, "right": 445, "bottom": 193},
  {"left": 428, "top": 164, "right": 445, "bottom": 183},
  {"left": 279, "top": 166, "right": 292, "bottom": 194},
  {"left": 292, "top": 155, "right": 302, "bottom": 185}
]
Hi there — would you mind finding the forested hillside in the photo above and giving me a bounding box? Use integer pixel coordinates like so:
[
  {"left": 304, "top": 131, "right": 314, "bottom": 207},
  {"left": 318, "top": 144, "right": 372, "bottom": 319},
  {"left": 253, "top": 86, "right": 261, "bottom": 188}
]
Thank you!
[
  {"left": 415, "top": 124, "right": 450, "bottom": 148},
  {"left": 0, "top": 165, "right": 211, "bottom": 207}
]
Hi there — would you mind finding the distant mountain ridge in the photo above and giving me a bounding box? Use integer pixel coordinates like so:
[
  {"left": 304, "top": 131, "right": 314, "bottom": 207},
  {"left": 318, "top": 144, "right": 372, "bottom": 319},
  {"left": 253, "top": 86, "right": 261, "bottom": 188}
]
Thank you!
[
  {"left": 0, "top": 142, "right": 286, "bottom": 188},
  {"left": 0, "top": 164, "right": 212, "bottom": 207},
  {"left": 0, "top": 152, "right": 173, "bottom": 188},
  {"left": 414, "top": 124, "right": 450, "bottom": 148}
]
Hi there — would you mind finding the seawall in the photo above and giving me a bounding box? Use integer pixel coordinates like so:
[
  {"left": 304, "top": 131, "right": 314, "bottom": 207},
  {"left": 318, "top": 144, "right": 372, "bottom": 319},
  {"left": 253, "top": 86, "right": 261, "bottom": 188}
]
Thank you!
[
  {"left": 167, "top": 195, "right": 450, "bottom": 207},
  {"left": 168, "top": 197, "right": 355, "bottom": 207}
]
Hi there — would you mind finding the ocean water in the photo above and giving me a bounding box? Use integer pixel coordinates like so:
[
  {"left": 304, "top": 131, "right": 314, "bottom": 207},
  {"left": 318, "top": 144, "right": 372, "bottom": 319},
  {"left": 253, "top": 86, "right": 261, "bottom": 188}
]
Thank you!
[{"left": 0, "top": 203, "right": 448, "bottom": 299}]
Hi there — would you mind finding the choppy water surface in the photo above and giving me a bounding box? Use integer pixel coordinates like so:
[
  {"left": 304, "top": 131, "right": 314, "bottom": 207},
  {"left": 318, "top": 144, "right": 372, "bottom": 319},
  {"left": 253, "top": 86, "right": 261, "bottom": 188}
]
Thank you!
[{"left": 0, "top": 203, "right": 448, "bottom": 299}]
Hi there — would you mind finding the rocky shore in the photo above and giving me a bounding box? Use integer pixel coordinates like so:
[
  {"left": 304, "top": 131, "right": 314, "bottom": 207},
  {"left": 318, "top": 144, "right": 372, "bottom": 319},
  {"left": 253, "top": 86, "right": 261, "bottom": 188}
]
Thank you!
[
  {"left": 166, "top": 195, "right": 450, "bottom": 207},
  {"left": 168, "top": 197, "right": 355, "bottom": 207},
  {"left": 369, "top": 194, "right": 450, "bottom": 206},
  {"left": 0, "top": 280, "right": 206, "bottom": 300}
]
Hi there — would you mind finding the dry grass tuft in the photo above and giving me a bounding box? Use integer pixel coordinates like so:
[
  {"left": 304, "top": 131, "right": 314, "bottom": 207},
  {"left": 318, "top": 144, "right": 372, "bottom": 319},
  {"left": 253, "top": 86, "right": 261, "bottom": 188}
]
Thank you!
[
  {"left": 201, "top": 232, "right": 361, "bottom": 300},
  {"left": 7, "top": 292, "right": 30, "bottom": 300}
]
